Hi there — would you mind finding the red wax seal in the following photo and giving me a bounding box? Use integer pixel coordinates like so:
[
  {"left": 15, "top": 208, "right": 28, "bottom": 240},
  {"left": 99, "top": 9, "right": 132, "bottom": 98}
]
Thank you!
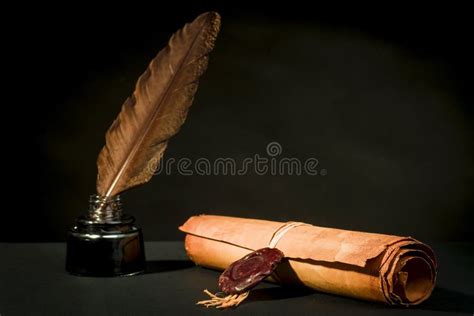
[{"left": 218, "top": 248, "right": 284, "bottom": 294}]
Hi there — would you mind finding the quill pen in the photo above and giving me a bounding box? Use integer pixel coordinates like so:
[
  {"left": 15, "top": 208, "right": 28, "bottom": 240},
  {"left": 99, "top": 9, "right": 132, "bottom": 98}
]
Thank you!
[{"left": 96, "top": 12, "right": 220, "bottom": 199}]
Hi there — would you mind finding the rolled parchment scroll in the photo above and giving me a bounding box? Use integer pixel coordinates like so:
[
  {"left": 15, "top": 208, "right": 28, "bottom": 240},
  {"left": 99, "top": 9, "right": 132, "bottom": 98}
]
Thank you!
[{"left": 179, "top": 215, "right": 437, "bottom": 306}]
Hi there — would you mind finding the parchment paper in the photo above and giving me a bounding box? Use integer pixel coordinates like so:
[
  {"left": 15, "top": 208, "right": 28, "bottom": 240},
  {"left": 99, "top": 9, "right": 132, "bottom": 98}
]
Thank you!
[{"left": 179, "top": 215, "right": 437, "bottom": 305}]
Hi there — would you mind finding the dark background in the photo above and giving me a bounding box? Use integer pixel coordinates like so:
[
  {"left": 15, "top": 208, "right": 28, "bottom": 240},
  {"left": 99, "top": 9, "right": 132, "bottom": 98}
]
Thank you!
[{"left": 6, "top": 4, "right": 472, "bottom": 242}]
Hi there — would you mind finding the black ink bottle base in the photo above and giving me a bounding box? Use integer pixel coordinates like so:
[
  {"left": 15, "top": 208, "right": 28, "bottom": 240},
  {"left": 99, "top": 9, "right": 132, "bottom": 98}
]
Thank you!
[{"left": 66, "top": 195, "right": 146, "bottom": 277}]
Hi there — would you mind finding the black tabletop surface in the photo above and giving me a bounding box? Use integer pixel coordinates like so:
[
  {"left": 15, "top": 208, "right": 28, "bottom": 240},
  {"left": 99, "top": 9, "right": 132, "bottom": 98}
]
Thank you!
[{"left": 1, "top": 242, "right": 472, "bottom": 315}]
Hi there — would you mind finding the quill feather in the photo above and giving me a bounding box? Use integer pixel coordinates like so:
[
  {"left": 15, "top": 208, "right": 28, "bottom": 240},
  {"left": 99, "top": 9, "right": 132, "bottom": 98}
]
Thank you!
[{"left": 96, "top": 12, "right": 221, "bottom": 197}]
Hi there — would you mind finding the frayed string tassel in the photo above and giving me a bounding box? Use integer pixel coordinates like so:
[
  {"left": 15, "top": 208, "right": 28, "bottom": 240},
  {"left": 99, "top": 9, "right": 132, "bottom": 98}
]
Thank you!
[{"left": 197, "top": 289, "right": 250, "bottom": 309}]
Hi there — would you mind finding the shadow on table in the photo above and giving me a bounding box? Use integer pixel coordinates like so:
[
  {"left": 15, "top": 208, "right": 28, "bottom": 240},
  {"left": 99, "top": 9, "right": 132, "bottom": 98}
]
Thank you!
[
  {"left": 246, "top": 285, "right": 474, "bottom": 313},
  {"left": 416, "top": 287, "right": 474, "bottom": 314},
  {"left": 145, "top": 260, "right": 194, "bottom": 274},
  {"left": 247, "top": 286, "right": 314, "bottom": 303}
]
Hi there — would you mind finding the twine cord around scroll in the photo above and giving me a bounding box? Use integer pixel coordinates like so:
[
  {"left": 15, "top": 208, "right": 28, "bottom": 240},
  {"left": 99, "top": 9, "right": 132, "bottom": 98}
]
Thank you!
[
  {"left": 197, "top": 221, "right": 307, "bottom": 309},
  {"left": 268, "top": 221, "right": 307, "bottom": 249},
  {"left": 267, "top": 221, "right": 306, "bottom": 284}
]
